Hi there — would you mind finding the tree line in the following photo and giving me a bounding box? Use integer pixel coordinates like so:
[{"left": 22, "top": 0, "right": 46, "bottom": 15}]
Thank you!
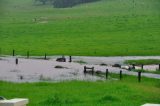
[{"left": 34, "top": 0, "right": 100, "bottom": 8}]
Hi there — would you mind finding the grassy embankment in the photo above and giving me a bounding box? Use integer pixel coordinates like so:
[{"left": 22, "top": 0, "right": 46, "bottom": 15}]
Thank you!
[
  {"left": 0, "top": 74, "right": 160, "bottom": 106},
  {"left": 0, "top": 0, "right": 160, "bottom": 56}
]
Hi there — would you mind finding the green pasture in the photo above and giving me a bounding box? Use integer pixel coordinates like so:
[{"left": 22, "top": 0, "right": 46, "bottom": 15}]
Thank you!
[
  {"left": 0, "top": 0, "right": 160, "bottom": 56},
  {"left": 0, "top": 74, "right": 160, "bottom": 106}
]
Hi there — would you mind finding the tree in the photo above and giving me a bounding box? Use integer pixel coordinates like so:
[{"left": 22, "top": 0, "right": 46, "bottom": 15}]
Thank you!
[
  {"left": 53, "top": 0, "right": 100, "bottom": 8},
  {"left": 34, "top": 0, "right": 100, "bottom": 7}
]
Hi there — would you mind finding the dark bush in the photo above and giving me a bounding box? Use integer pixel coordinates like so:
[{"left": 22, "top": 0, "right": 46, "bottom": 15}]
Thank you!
[{"left": 53, "top": 0, "right": 100, "bottom": 8}]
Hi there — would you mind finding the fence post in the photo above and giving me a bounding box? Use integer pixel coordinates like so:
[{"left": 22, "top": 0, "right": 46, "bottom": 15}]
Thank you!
[
  {"left": 62, "top": 55, "right": 64, "bottom": 58},
  {"left": 62, "top": 55, "right": 66, "bottom": 62},
  {"left": 132, "top": 64, "right": 135, "bottom": 69},
  {"left": 84, "top": 66, "right": 86, "bottom": 73},
  {"left": 20, "top": 75, "right": 23, "bottom": 80},
  {"left": 120, "top": 70, "right": 122, "bottom": 80},
  {"left": 15, "top": 58, "right": 18, "bottom": 65},
  {"left": 69, "top": 56, "right": 72, "bottom": 62},
  {"left": 92, "top": 67, "right": 94, "bottom": 75},
  {"left": 141, "top": 64, "right": 144, "bottom": 70},
  {"left": 44, "top": 53, "right": 47, "bottom": 60},
  {"left": 106, "top": 69, "right": 108, "bottom": 79},
  {"left": 27, "top": 51, "right": 29, "bottom": 59},
  {"left": 159, "top": 64, "right": 160, "bottom": 71},
  {"left": 13, "top": 49, "right": 15, "bottom": 56},
  {"left": 138, "top": 71, "right": 141, "bottom": 82}
]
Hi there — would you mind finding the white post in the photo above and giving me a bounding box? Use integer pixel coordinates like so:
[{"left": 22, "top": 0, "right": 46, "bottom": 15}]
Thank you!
[{"left": 0, "top": 98, "right": 29, "bottom": 106}]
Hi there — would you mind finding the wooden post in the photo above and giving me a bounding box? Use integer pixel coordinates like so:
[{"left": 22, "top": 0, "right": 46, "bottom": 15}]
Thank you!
[
  {"left": 44, "top": 53, "right": 47, "bottom": 60},
  {"left": 27, "top": 51, "right": 29, "bottom": 59},
  {"left": 138, "top": 71, "right": 141, "bottom": 82},
  {"left": 62, "top": 55, "right": 64, "bottom": 58},
  {"left": 132, "top": 64, "right": 135, "bottom": 69},
  {"left": 15, "top": 58, "right": 18, "bottom": 65},
  {"left": 141, "top": 64, "right": 144, "bottom": 70},
  {"left": 120, "top": 70, "right": 122, "bottom": 80},
  {"left": 92, "top": 67, "right": 94, "bottom": 75},
  {"left": 106, "top": 69, "right": 108, "bottom": 79},
  {"left": 34, "top": 18, "right": 37, "bottom": 22},
  {"left": 84, "top": 66, "right": 86, "bottom": 73},
  {"left": 62, "top": 55, "right": 66, "bottom": 62},
  {"left": 69, "top": 56, "right": 72, "bottom": 62},
  {"left": 159, "top": 64, "right": 160, "bottom": 70},
  {"left": 13, "top": 49, "right": 15, "bottom": 56},
  {"left": 20, "top": 75, "right": 23, "bottom": 80}
]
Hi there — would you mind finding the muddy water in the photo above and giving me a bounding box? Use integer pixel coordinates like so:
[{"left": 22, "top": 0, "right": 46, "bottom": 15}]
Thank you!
[
  {"left": 0, "top": 56, "right": 160, "bottom": 82},
  {"left": 0, "top": 57, "right": 104, "bottom": 82}
]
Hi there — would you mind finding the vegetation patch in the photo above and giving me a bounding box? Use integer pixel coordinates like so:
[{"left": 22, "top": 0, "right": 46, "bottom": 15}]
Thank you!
[
  {"left": 125, "top": 59, "right": 160, "bottom": 65},
  {"left": 42, "top": 95, "right": 62, "bottom": 104},
  {"left": 34, "top": 0, "right": 100, "bottom": 8},
  {"left": 53, "top": 0, "right": 100, "bottom": 8},
  {"left": 42, "top": 94, "right": 81, "bottom": 105},
  {"left": 99, "top": 95, "right": 120, "bottom": 103}
]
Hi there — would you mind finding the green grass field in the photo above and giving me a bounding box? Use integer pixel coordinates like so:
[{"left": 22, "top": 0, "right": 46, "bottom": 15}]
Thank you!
[
  {"left": 0, "top": 0, "right": 160, "bottom": 56},
  {"left": 0, "top": 74, "right": 160, "bottom": 106}
]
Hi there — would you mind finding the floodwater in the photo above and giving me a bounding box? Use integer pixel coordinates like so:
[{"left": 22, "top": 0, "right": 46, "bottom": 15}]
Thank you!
[
  {"left": 0, "top": 56, "right": 160, "bottom": 82},
  {"left": 0, "top": 57, "right": 104, "bottom": 82}
]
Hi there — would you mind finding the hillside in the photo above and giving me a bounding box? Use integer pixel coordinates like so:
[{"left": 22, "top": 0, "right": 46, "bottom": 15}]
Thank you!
[{"left": 0, "top": 0, "right": 160, "bottom": 56}]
